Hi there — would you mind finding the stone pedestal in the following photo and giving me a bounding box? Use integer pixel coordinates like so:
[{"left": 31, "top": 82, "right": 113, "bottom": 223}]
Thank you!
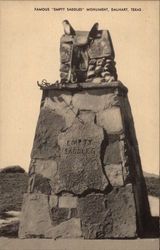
[{"left": 19, "top": 81, "right": 150, "bottom": 239}]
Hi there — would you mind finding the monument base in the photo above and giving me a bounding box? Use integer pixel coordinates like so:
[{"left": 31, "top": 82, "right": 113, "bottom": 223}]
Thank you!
[
  {"left": 19, "top": 184, "right": 137, "bottom": 239},
  {"left": 19, "top": 81, "right": 150, "bottom": 239}
]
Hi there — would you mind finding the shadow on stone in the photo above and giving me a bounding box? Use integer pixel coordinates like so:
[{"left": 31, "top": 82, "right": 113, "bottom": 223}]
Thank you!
[{"left": 142, "top": 216, "right": 160, "bottom": 238}]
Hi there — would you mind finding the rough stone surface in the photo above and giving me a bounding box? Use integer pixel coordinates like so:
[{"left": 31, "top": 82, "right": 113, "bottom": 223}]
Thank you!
[
  {"left": 119, "top": 139, "right": 130, "bottom": 183},
  {"left": 48, "top": 90, "right": 72, "bottom": 105},
  {"left": 51, "top": 207, "right": 70, "bottom": 226},
  {"left": 103, "top": 140, "right": 122, "bottom": 165},
  {"left": 60, "top": 28, "right": 117, "bottom": 84},
  {"left": 31, "top": 174, "right": 51, "bottom": 195},
  {"left": 19, "top": 193, "right": 82, "bottom": 239},
  {"left": 72, "top": 89, "right": 119, "bottom": 112},
  {"left": 60, "top": 43, "right": 72, "bottom": 63},
  {"left": 58, "top": 112, "right": 108, "bottom": 194},
  {"left": 77, "top": 193, "right": 111, "bottom": 239},
  {"left": 48, "top": 171, "right": 63, "bottom": 194},
  {"left": 120, "top": 96, "right": 138, "bottom": 147},
  {"left": 49, "top": 195, "right": 58, "bottom": 208},
  {"left": 44, "top": 90, "right": 78, "bottom": 128},
  {"left": 46, "top": 218, "right": 82, "bottom": 239},
  {"left": 19, "top": 85, "right": 148, "bottom": 239},
  {"left": 97, "top": 107, "right": 123, "bottom": 134},
  {"left": 50, "top": 206, "right": 79, "bottom": 226},
  {"left": 106, "top": 184, "right": 137, "bottom": 238},
  {"left": 31, "top": 108, "right": 66, "bottom": 159},
  {"left": 30, "top": 159, "right": 58, "bottom": 180},
  {"left": 77, "top": 184, "right": 137, "bottom": 239},
  {"left": 88, "top": 30, "right": 114, "bottom": 58},
  {"left": 59, "top": 196, "right": 78, "bottom": 208},
  {"left": 104, "top": 164, "right": 124, "bottom": 186},
  {"left": 18, "top": 193, "right": 53, "bottom": 238}
]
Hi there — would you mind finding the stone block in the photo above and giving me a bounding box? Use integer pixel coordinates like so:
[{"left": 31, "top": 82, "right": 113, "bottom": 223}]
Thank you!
[
  {"left": 18, "top": 193, "right": 53, "bottom": 238},
  {"left": 60, "top": 63, "right": 70, "bottom": 73},
  {"left": 48, "top": 171, "right": 64, "bottom": 194},
  {"left": 47, "top": 90, "right": 73, "bottom": 107},
  {"left": 31, "top": 174, "right": 51, "bottom": 195},
  {"left": 77, "top": 193, "right": 112, "bottom": 239},
  {"left": 33, "top": 159, "right": 58, "bottom": 179},
  {"left": 92, "top": 77, "right": 103, "bottom": 84},
  {"left": 51, "top": 207, "right": 69, "bottom": 226},
  {"left": 57, "top": 112, "right": 109, "bottom": 194},
  {"left": 31, "top": 108, "right": 66, "bottom": 159},
  {"left": 77, "top": 185, "right": 137, "bottom": 239},
  {"left": 103, "top": 140, "right": 122, "bottom": 165},
  {"left": 72, "top": 89, "right": 119, "bottom": 112},
  {"left": 105, "top": 184, "right": 137, "bottom": 238},
  {"left": 59, "top": 196, "right": 78, "bottom": 208},
  {"left": 78, "top": 111, "right": 95, "bottom": 123},
  {"left": 60, "top": 43, "right": 72, "bottom": 63},
  {"left": 96, "top": 107, "right": 123, "bottom": 134},
  {"left": 46, "top": 218, "right": 82, "bottom": 239},
  {"left": 44, "top": 92, "right": 78, "bottom": 128},
  {"left": 19, "top": 193, "right": 82, "bottom": 239},
  {"left": 49, "top": 195, "right": 58, "bottom": 208},
  {"left": 104, "top": 164, "right": 124, "bottom": 186},
  {"left": 29, "top": 159, "right": 62, "bottom": 195}
]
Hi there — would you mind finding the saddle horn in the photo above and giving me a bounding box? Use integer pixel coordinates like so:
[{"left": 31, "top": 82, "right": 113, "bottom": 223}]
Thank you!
[
  {"left": 89, "top": 22, "right": 99, "bottom": 38},
  {"left": 62, "top": 20, "right": 76, "bottom": 36}
]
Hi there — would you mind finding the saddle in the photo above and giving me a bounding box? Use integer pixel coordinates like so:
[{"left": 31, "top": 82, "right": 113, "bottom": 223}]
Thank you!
[{"left": 60, "top": 21, "right": 117, "bottom": 84}]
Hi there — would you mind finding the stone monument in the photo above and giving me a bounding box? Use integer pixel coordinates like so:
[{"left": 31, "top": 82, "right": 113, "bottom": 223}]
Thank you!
[{"left": 19, "top": 21, "right": 151, "bottom": 239}]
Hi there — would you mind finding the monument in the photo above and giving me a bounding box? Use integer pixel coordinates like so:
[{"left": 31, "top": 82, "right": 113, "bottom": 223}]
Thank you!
[{"left": 19, "top": 21, "right": 151, "bottom": 239}]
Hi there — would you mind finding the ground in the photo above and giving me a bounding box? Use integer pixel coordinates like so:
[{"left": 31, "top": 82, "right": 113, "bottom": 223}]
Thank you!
[{"left": 0, "top": 238, "right": 159, "bottom": 250}]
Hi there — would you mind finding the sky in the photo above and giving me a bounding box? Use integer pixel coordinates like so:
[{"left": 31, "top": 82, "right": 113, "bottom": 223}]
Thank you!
[{"left": 0, "top": 1, "right": 159, "bottom": 174}]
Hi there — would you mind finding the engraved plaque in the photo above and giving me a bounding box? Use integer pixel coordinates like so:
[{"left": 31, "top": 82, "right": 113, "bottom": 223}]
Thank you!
[{"left": 58, "top": 112, "right": 108, "bottom": 194}]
